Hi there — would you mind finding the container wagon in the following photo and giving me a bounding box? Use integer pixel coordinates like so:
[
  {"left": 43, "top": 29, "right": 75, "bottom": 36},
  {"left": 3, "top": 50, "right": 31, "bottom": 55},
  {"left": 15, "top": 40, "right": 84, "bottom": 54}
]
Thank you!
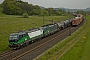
[{"left": 72, "top": 14, "right": 83, "bottom": 26}]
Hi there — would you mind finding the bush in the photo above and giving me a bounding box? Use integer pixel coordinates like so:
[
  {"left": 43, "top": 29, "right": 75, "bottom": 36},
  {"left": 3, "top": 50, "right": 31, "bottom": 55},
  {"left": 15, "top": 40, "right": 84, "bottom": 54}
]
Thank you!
[{"left": 22, "top": 13, "right": 29, "bottom": 18}]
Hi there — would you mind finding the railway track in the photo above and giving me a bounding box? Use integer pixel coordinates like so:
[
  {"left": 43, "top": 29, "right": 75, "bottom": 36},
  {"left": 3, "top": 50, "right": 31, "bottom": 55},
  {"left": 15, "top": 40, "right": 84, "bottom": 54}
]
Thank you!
[
  {"left": 0, "top": 50, "right": 14, "bottom": 59},
  {"left": 46, "top": 20, "right": 86, "bottom": 60},
  {"left": 55, "top": 20, "right": 86, "bottom": 60},
  {"left": 10, "top": 26, "right": 80, "bottom": 60},
  {"left": 10, "top": 27, "right": 72, "bottom": 60},
  {"left": 56, "top": 34, "right": 84, "bottom": 60},
  {"left": 0, "top": 47, "right": 26, "bottom": 60},
  {"left": 50, "top": 26, "right": 86, "bottom": 60},
  {"left": 0, "top": 22, "right": 83, "bottom": 60},
  {"left": 48, "top": 32, "right": 77, "bottom": 60}
]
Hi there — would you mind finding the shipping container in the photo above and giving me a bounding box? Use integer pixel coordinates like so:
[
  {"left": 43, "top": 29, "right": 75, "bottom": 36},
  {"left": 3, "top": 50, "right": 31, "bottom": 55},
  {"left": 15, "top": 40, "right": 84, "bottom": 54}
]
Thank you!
[{"left": 72, "top": 17, "right": 81, "bottom": 26}]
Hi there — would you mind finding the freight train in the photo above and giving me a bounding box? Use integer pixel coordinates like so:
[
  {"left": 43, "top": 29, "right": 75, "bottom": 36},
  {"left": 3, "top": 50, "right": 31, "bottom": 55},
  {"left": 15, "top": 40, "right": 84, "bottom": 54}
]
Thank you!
[{"left": 9, "top": 14, "right": 84, "bottom": 49}]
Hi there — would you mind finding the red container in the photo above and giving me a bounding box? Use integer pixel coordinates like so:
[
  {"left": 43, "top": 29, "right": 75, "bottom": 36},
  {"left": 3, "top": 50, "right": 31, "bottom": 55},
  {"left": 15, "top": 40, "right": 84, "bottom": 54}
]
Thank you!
[{"left": 72, "top": 14, "right": 83, "bottom": 26}]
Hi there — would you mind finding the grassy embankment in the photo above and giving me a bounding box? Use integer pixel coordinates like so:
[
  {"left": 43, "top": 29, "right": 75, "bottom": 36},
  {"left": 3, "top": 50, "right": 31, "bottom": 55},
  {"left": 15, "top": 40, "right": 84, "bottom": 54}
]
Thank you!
[
  {"left": 37, "top": 16, "right": 90, "bottom": 60},
  {"left": 0, "top": 9, "right": 70, "bottom": 53}
]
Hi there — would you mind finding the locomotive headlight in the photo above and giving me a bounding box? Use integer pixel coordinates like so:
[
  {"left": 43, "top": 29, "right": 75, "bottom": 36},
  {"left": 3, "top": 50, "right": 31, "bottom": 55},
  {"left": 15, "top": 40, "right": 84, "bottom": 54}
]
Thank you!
[
  {"left": 25, "top": 38, "right": 27, "bottom": 41},
  {"left": 13, "top": 42, "right": 14, "bottom": 43}
]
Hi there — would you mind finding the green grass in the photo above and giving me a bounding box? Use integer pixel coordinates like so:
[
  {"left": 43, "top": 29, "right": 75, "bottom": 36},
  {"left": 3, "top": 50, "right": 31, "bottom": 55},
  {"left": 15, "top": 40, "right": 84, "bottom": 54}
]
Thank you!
[
  {"left": 81, "top": 17, "right": 90, "bottom": 60},
  {"left": 0, "top": 11, "right": 70, "bottom": 53},
  {"left": 36, "top": 16, "right": 90, "bottom": 60}
]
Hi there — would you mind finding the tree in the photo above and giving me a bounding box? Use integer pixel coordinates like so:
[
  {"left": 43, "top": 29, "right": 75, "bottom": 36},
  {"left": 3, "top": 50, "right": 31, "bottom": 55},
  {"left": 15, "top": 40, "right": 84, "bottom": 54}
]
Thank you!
[
  {"left": 33, "top": 5, "right": 40, "bottom": 9},
  {"left": 30, "top": 9, "right": 39, "bottom": 15},
  {"left": 47, "top": 8, "right": 54, "bottom": 16},
  {"left": 55, "top": 10, "right": 62, "bottom": 16},
  {"left": 22, "top": 13, "right": 29, "bottom": 18},
  {"left": 76, "top": 10, "right": 86, "bottom": 15},
  {"left": 1, "top": 0, "right": 46, "bottom": 16},
  {"left": 2, "top": 0, "right": 23, "bottom": 15},
  {"left": 40, "top": 9, "right": 49, "bottom": 16}
]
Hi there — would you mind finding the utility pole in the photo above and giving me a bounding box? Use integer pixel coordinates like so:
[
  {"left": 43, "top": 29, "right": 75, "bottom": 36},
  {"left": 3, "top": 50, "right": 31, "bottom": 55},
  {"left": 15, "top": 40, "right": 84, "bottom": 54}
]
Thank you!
[
  {"left": 43, "top": 14, "right": 44, "bottom": 25},
  {"left": 85, "top": 13, "right": 86, "bottom": 20},
  {"left": 42, "top": 10, "right": 44, "bottom": 25},
  {"left": 32, "top": 22, "right": 37, "bottom": 28},
  {"left": 69, "top": 13, "right": 71, "bottom": 36}
]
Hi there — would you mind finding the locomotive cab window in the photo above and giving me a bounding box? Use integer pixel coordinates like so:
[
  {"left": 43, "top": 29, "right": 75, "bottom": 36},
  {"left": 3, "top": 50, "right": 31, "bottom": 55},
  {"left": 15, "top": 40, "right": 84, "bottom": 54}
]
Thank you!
[
  {"left": 18, "top": 35, "right": 23, "bottom": 40},
  {"left": 9, "top": 35, "right": 19, "bottom": 42}
]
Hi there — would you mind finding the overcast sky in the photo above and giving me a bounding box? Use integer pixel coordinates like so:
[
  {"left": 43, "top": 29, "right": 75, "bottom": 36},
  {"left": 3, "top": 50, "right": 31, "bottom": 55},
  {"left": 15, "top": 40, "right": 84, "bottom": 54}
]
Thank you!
[{"left": 0, "top": 0, "right": 90, "bottom": 9}]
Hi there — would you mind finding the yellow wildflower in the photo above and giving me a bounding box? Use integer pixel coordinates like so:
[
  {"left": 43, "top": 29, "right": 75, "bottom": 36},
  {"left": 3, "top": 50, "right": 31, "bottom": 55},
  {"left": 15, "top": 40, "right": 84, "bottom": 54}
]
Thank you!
[{"left": 83, "top": 37, "right": 86, "bottom": 39}]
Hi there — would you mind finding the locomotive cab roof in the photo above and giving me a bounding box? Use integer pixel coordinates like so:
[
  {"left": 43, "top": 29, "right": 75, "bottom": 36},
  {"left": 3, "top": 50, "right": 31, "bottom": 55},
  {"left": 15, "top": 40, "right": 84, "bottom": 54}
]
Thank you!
[{"left": 10, "top": 32, "right": 27, "bottom": 36}]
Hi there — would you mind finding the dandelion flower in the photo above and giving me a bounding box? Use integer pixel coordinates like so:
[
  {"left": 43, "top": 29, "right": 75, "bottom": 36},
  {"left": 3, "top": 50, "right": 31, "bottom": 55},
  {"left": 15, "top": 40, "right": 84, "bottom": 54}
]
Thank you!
[{"left": 83, "top": 37, "right": 86, "bottom": 39}]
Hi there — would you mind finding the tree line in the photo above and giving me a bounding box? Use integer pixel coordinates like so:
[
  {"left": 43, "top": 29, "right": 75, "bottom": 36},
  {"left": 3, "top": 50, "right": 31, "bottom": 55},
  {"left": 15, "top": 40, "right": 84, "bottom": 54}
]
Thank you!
[
  {"left": 0, "top": 0, "right": 66, "bottom": 16},
  {"left": 0, "top": 0, "right": 89, "bottom": 16}
]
